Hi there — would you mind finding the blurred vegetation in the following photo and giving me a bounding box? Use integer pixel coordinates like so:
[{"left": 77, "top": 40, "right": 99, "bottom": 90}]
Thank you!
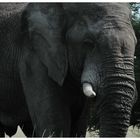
[
  {"left": 130, "top": 3, "right": 140, "bottom": 22},
  {"left": 130, "top": 3, "right": 140, "bottom": 45}
]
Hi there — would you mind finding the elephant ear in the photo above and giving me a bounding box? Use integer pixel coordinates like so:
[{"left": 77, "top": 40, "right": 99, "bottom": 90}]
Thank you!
[{"left": 25, "top": 4, "right": 67, "bottom": 86}]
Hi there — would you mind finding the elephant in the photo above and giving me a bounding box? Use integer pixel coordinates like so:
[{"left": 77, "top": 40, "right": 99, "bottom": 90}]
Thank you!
[
  {"left": 130, "top": 81, "right": 140, "bottom": 127},
  {"left": 0, "top": 3, "right": 137, "bottom": 137},
  {"left": 130, "top": 40, "right": 140, "bottom": 127},
  {"left": 0, "top": 3, "right": 34, "bottom": 137}
]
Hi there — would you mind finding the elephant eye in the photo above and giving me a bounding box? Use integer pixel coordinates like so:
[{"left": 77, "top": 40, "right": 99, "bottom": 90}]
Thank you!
[{"left": 83, "top": 38, "right": 94, "bottom": 48}]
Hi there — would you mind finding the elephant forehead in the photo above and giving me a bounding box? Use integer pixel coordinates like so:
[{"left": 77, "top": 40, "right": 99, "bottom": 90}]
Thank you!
[
  {"left": 63, "top": 3, "right": 130, "bottom": 18},
  {"left": 66, "top": 19, "right": 90, "bottom": 43},
  {"left": 65, "top": 3, "right": 131, "bottom": 43},
  {"left": 66, "top": 19, "right": 105, "bottom": 44}
]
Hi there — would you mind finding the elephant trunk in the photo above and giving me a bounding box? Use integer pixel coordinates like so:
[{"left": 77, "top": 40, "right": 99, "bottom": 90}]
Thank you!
[
  {"left": 82, "top": 57, "right": 136, "bottom": 137},
  {"left": 99, "top": 58, "right": 135, "bottom": 137}
]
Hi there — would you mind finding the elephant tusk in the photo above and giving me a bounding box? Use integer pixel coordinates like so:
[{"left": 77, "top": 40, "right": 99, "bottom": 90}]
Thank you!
[{"left": 83, "top": 83, "right": 96, "bottom": 97}]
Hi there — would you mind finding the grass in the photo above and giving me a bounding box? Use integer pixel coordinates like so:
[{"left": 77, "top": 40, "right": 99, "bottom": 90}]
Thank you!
[
  {"left": 5, "top": 126, "right": 140, "bottom": 137},
  {"left": 86, "top": 126, "right": 140, "bottom": 137}
]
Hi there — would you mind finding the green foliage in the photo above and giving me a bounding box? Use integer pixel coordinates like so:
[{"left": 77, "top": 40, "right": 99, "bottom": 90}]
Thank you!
[
  {"left": 130, "top": 3, "right": 140, "bottom": 22},
  {"left": 130, "top": 3, "right": 140, "bottom": 36}
]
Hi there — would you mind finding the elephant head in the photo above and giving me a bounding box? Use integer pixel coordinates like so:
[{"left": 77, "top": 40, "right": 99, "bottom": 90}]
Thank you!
[{"left": 21, "top": 3, "right": 137, "bottom": 137}]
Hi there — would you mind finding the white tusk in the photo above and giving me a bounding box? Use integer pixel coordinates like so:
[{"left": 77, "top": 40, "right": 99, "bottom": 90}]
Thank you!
[{"left": 83, "top": 83, "right": 96, "bottom": 97}]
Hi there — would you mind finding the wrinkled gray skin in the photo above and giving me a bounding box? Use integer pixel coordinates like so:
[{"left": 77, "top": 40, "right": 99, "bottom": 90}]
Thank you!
[
  {"left": 130, "top": 81, "right": 140, "bottom": 126},
  {"left": 0, "top": 3, "right": 34, "bottom": 137},
  {"left": 0, "top": 3, "right": 137, "bottom": 137}
]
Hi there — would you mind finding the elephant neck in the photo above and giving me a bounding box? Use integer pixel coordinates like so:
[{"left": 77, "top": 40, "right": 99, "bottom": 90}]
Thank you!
[{"left": 0, "top": 4, "right": 27, "bottom": 79}]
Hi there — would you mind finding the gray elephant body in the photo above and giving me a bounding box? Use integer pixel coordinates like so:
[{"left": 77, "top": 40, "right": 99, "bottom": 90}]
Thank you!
[
  {"left": 130, "top": 45, "right": 140, "bottom": 126},
  {"left": 0, "top": 3, "right": 88, "bottom": 137},
  {"left": 130, "top": 81, "right": 140, "bottom": 126},
  {"left": 0, "top": 3, "right": 33, "bottom": 137},
  {"left": 0, "top": 3, "right": 137, "bottom": 137}
]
